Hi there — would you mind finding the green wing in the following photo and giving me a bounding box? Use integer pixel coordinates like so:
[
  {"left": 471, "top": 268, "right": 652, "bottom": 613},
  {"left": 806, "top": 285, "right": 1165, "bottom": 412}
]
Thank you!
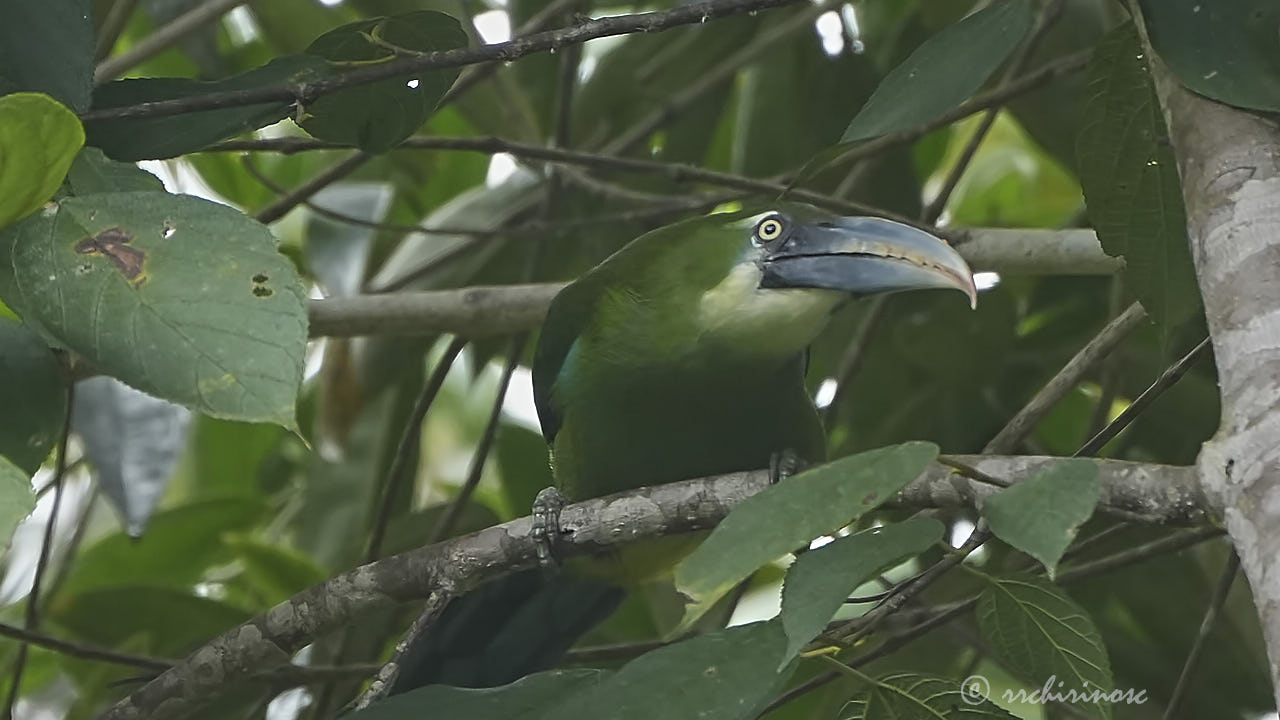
[{"left": 531, "top": 277, "right": 603, "bottom": 444}]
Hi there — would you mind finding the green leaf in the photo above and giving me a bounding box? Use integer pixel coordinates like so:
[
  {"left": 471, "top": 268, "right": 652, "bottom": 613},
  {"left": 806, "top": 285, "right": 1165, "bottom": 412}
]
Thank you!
[
  {"left": 226, "top": 536, "right": 328, "bottom": 605},
  {"left": 50, "top": 585, "right": 252, "bottom": 656},
  {"left": 542, "top": 621, "right": 790, "bottom": 720},
  {"left": 65, "top": 147, "right": 165, "bottom": 196},
  {"left": 0, "top": 192, "right": 308, "bottom": 429},
  {"left": 0, "top": 0, "right": 93, "bottom": 111},
  {"left": 0, "top": 93, "right": 84, "bottom": 228},
  {"left": 1077, "top": 23, "right": 1200, "bottom": 339},
  {"left": 0, "top": 456, "right": 35, "bottom": 552},
  {"left": 977, "top": 574, "right": 1114, "bottom": 719},
  {"left": 0, "top": 316, "right": 66, "bottom": 475},
  {"left": 674, "top": 442, "right": 938, "bottom": 625},
  {"left": 840, "top": 672, "right": 1019, "bottom": 719},
  {"left": 60, "top": 498, "right": 268, "bottom": 594},
  {"left": 349, "top": 669, "right": 610, "bottom": 719},
  {"left": 841, "top": 0, "right": 1032, "bottom": 143},
  {"left": 780, "top": 518, "right": 943, "bottom": 662},
  {"left": 367, "top": 168, "right": 544, "bottom": 292},
  {"left": 85, "top": 55, "right": 331, "bottom": 161},
  {"left": 1141, "top": 0, "right": 1280, "bottom": 112},
  {"left": 981, "top": 459, "right": 1099, "bottom": 578},
  {"left": 300, "top": 11, "right": 468, "bottom": 152}
]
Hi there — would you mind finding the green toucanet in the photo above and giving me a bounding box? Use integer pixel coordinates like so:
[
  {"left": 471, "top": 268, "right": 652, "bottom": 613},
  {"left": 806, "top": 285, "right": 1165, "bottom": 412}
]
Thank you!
[{"left": 389, "top": 203, "right": 976, "bottom": 692}]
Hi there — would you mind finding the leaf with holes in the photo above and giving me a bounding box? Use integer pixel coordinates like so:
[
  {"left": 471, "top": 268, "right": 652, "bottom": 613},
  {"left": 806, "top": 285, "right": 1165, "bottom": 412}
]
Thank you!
[
  {"left": 1077, "top": 22, "right": 1199, "bottom": 339},
  {"left": 301, "top": 11, "right": 469, "bottom": 152},
  {"left": 0, "top": 192, "right": 307, "bottom": 429},
  {"left": 840, "top": 0, "right": 1032, "bottom": 143},
  {"left": 977, "top": 574, "right": 1114, "bottom": 719},
  {"left": 981, "top": 459, "right": 1099, "bottom": 578},
  {"left": 0, "top": 93, "right": 84, "bottom": 229},
  {"left": 840, "top": 672, "right": 1018, "bottom": 719}
]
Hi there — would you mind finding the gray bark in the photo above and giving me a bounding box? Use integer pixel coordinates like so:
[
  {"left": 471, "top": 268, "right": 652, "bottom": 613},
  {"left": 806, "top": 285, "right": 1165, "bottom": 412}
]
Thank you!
[
  {"left": 1149, "top": 62, "right": 1280, "bottom": 697},
  {"left": 307, "top": 228, "right": 1117, "bottom": 338},
  {"left": 98, "top": 456, "right": 1204, "bottom": 720}
]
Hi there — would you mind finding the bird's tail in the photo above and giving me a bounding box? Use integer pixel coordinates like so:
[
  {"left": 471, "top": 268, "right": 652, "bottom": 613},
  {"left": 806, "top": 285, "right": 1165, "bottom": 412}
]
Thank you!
[{"left": 388, "top": 569, "right": 625, "bottom": 692}]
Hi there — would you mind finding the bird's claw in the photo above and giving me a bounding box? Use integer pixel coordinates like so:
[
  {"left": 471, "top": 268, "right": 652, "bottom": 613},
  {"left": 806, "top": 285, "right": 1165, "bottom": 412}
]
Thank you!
[
  {"left": 532, "top": 486, "right": 567, "bottom": 571},
  {"left": 769, "top": 448, "right": 802, "bottom": 484}
]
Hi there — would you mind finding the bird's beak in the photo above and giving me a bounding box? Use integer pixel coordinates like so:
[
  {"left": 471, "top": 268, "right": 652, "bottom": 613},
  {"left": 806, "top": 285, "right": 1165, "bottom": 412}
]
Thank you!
[{"left": 760, "top": 216, "right": 977, "bottom": 308}]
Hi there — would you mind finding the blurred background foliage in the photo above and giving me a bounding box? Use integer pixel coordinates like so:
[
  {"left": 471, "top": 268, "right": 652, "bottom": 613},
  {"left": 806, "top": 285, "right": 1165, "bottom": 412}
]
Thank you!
[{"left": 1, "top": 0, "right": 1264, "bottom": 718}]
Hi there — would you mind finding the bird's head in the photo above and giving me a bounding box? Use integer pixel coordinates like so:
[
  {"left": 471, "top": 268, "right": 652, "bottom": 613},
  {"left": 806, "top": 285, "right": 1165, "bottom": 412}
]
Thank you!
[{"left": 681, "top": 203, "right": 976, "bottom": 355}]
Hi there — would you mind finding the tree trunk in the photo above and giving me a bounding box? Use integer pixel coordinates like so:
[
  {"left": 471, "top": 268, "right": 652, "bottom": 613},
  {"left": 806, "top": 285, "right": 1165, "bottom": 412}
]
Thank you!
[{"left": 1151, "top": 61, "right": 1280, "bottom": 700}]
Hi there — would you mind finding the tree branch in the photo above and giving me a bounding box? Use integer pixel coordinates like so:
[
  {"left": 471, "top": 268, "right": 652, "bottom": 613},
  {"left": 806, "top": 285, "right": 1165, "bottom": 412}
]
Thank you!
[
  {"left": 100, "top": 455, "right": 1208, "bottom": 719},
  {"left": 983, "top": 302, "right": 1147, "bottom": 453},
  {"left": 215, "top": 134, "right": 910, "bottom": 224},
  {"left": 303, "top": 227, "right": 1117, "bottom": 339},
  {"left": 79, "top": 0, "right": 807, "bottom": 124},
  {"left": 94, "top": 0, "right": 248, "bottom": 84}
]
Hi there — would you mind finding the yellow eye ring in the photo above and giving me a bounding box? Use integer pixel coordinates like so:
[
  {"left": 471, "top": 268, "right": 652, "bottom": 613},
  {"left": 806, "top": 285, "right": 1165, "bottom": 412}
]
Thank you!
[{"left": 757, "top": 217, "right": 784, "bottom": 242}]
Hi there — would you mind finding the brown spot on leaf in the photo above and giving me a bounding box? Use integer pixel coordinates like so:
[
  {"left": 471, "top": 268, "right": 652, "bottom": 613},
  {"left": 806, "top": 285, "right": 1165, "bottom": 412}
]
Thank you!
[
  {"left": 251, "top": 273, "right": 273, "bottom": 298},
  {"left": 75, "top": 228, "right": 146, "bottom": 282}
]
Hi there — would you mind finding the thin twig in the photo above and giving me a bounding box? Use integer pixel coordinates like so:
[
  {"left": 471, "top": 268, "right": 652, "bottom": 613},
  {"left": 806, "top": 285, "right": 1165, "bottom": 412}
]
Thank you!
[
  {"left": 80, "top": 0, "right": 809, "bottom": 124},
  {"left": 819, "top": 296, "right": 886, "bottom": 426},
  {"left": 41, "top": 486, "right": 100, "bottom": 612},
  {"left": 832, "top": 524, "right": 991, "bottom": 646},
  {"left": 601, "top": 0, "right": 842, "bottom": 155},
  {"left": 919, "top": 0, "right": 1066, "bottom": 223},
  {"left": 985, "top": 302, "right": 1147, "bottom": 453},
  {"left": 819, "top": 6, "right": 1073, "bottom": 418},
  {"left": 1161, "top": 549, "right": 1239, "bottom": 720},
  {"left": 430, "top": 335, "right": 527, "bottom": 544},
  {"left": 254, "top": 151, "right": 371, "bottom": 225},
  {"left": 95, "top": 0, "right": 143, "bottom": 61},
  {"left": 437, "top": 0, "right": 589, "bottom": 108},
  {"left": 1056, "top": 526, "right": 1224, "bottom": 583},
  {"left": 826, "top": 49, "right": 1090, "bottom": 174},
  {"left": 4, "top": 388, "right": 74, "bottom": 718},
  {"left": 1087, "top": 276, "right": 1127, "bottom": 437},
  {"left": 763, "top": 525, "right": 1225, "bottom": 715},
  {"left": 310, "top": 338, "right": 467, "bottom": 718},
  {"left": 366, "top": 338, "right": 469, "bottom": 563},
  {"left": 241, "top": 154, "right": 721, "bottom": 237},
  {"left": 94, "top": 0, "right": 248, "bottom": 84},
  {"left": 214, "top": 135, "right": 917, "bottom": 226},
  {"left": 0, "top": 621, "right": 172, "bottom": 673},
  {"left": 349, "top": 589, "right": 453, "bottom": 710},
  {"left": 1075, "top": 337, "right": 1211, "bottom": 457}
]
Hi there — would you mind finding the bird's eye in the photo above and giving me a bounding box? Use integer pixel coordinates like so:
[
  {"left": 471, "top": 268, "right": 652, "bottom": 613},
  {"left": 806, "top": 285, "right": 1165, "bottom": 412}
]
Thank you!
[{"left": 756, "top": 217, "right": 785, "bottom": 242}]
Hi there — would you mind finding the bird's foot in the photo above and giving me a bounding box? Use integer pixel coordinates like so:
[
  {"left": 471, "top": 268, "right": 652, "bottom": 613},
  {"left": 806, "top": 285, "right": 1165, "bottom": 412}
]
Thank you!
[
  {"left": 531, "top": 486, "right": 568, "bottom": 571},
  {"left": 769, "top": 448, "right": 804, "bottom": 484}
]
